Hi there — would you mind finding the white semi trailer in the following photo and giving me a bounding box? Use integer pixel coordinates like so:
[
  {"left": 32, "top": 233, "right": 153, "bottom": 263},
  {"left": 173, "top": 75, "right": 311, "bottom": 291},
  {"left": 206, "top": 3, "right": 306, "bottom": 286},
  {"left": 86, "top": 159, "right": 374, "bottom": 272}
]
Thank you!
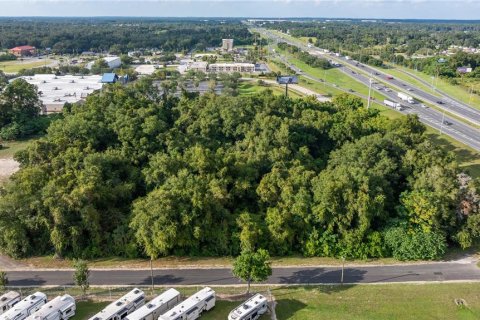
[
  {"left": 88, "top": 288, "right": 145, "bottom": 320},
  {"left": 26, "top": 294, "right": 76, "bottom": 320},
  {"left": 0, "top": 292, "right": 47, "bottom": 320},
  {"left": 397, "top": 92, "right": 415, "bottom": 104},
  {"left": 384, "top": 100, "right": 403, "bottom": 111},
  {"left": 0, "top": 292, "right": 21, "bottom": 315},
  {"left": 159, "top": 287, "right": 215, "bottom": 320},
  {"left": 126, "top": 288, "right": 181, "bottom": 320},
  {"left": 228, "top": 294, "right": 268, "bottom": 320}
]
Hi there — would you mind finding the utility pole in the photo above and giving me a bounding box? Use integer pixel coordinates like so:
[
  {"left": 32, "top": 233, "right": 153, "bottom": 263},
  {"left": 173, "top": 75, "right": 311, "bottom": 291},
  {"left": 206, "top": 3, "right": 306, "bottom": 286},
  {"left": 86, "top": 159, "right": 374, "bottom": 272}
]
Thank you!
[
  {"left": 367, "top": 78, "right": 373, "bottom": 109},
  {"left": 341, "top": 256, "right": 345, "bottom": 285},
  {"left": 440, "top": 111, "right": 445, "bottom": 135},
  {"left": 150, "top": 258, "right": 154, "bottom": 294}
]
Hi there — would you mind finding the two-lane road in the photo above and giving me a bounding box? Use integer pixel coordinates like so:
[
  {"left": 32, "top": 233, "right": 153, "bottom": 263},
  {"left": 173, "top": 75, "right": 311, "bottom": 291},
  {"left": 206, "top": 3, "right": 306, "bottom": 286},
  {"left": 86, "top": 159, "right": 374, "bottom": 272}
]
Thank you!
[{"left": 6, "top": 261, "right": 480, "bottom": 287}]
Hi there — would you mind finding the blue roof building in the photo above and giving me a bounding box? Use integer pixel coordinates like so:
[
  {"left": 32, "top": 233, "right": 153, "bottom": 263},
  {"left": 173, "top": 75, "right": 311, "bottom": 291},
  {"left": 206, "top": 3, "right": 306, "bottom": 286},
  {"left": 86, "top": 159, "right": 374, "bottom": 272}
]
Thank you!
[{"left": 101, "top": 73, "right": 119, "bottom": 83}]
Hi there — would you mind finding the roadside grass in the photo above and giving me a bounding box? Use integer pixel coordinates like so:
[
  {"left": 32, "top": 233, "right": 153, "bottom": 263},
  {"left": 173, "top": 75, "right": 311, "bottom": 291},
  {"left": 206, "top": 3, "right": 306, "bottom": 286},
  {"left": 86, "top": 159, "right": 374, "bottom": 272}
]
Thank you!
[
  {"left": 379, "top": 67, "right": 442, "bottom": 97},
  {"left": 0, "top": 138, "right": 38, "bottom": 159},
  {"left": 273, "top": 284, "right": 480, "bottom": 320},
  {"left": 0, "top": 59, "right": 53, "bottom": 73},
  {"left": 394, "top": 65, "right": 480, "bottom": 110},
  {"left": 238, "top": 82, "right": 303, "bottom": 99}
]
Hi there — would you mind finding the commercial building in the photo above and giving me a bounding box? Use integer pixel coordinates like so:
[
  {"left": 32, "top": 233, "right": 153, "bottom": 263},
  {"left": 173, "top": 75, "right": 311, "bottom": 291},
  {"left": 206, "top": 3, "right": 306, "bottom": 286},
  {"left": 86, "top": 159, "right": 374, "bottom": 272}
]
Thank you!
[
  {"left": 86, "top": 56, "right": 122, "bottom": 70},
  {"left": 209, "top": 63, "right": 255, "bottom": 73},
  {"left": 15, "top": 74, "right": 103, "bottom": 113},
  {"left": 178, "top": 61, "right": 208, "bottom": 74},
  {"left": 222, "top": 39, "right": 234, "bottom": 52},
  {"left": 9, "top": 45, "right": 37, "bottom": 57}
]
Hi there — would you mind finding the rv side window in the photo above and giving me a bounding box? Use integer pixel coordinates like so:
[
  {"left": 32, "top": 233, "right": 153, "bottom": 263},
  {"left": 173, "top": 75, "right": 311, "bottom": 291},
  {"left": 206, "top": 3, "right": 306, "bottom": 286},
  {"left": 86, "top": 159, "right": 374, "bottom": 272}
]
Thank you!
[
  {"left": 186, "top": 307, "right": 198, "bottom": 316},
  {"left": 205, "top": 296, "right": 214, "bottom": 302},
  {"left": 133, "top": 297, "right": 144, "bottom": 305},
  {"left": 64, "top": 308, "right": 72, "bottom": 314}
]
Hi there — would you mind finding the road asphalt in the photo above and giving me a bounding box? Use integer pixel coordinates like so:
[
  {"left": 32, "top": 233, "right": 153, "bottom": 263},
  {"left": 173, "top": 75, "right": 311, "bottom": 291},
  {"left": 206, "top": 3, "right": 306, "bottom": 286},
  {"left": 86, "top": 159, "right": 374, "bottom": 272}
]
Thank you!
[{"left": 6, "top": 261, "right": 480, "bottom": 287}]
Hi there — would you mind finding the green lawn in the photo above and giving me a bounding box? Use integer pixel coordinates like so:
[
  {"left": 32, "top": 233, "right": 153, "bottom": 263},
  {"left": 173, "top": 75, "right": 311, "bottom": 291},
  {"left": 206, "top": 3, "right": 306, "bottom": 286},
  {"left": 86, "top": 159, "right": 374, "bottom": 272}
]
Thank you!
[
  {"left": 274, "top": 284, "right": 480, "bottom": 320},
  {"left": 73, "top": 301, "right": 109, "bottom": 320},
  {"left": 0, "top": 138, "right": 37, "bottom": 159},
  {"left": 0, "top": 59, "right": 53, "bottom": 73}
]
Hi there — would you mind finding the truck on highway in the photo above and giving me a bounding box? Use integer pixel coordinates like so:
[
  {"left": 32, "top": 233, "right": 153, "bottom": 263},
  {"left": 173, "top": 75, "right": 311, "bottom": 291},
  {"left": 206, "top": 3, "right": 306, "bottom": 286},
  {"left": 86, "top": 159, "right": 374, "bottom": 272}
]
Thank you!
[
  {"left": 384, "top": 100, "right": 403, "bottom": 111},
  {"left": 0, "top": 292, "right": 21, "bottom": 315},
  {"left": 126, "top": 288, "right": 181, "bottom": 320},
  {"left": 228, "top": 293, "right": 268, "bottom": 320},
  {"left": 397, "top": 92, "right": 415, "bottom": 104},
  {"left": 88, "top": 288, "right": 145, "bottom": 320},
  {"left": 0, "top": 292, "right": 47, "bottom": 320},
  {"left": 26, "top": 295, "right": 76, "bottom": 320},
  {"left": 159, "top": 287, "right": 215, "bottom": 320}
]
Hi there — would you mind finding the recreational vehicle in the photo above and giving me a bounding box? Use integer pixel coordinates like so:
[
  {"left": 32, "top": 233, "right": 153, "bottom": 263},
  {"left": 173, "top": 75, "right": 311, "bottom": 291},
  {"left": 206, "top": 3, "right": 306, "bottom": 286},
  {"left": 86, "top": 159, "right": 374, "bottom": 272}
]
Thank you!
[
  {"left": 26, "top": 294, "right": 76, "bottom": 320},
  {"left": 0, "top": 292, "right": 21, "bottom": 315},
  {"left": 228, "top": 294, "right": 268, "bottom": 320},
  {"left": 126, "top": 288, "right": 181, "bottom": 320},
  {"left": 88, "top": 288, "right": 145, "bottom": 320},
  {"left": 0, "top": 292, "right": 47, "bottom": 320},
  {"left": 159, "top": 287, "right": 215, "bottom": 320}
]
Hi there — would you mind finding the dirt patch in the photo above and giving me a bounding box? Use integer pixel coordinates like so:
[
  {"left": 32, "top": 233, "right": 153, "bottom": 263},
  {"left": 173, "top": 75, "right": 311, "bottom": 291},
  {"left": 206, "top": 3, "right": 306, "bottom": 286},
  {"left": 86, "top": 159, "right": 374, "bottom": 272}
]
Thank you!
[{"left": 0, "top": 158, "right": 19, "bottom": 181}]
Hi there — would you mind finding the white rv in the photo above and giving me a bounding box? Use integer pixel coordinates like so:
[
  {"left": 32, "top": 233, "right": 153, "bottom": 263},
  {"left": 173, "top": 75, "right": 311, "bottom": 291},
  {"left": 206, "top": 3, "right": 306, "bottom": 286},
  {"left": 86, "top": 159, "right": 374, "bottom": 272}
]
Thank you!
[
  {"left": 88, "top": 288, "right": 145, "bottom": 320},
  {"left": 159, "top": 287, "right": 215, "bottom": 320},
  {"left": 26, "top": 294, "right": 76, "bottom": 320},
  {"left": 126, "top": 288, "right": 181, "bottom": 320},
  {"left": 228, "top": 294, "right": 268, "bottom": 320},
  {"left": 0, "top": 292, "right": 47, "bottom": 320},
  {"left": 0, "top": 291, "right": 21, "bottom": 315}
]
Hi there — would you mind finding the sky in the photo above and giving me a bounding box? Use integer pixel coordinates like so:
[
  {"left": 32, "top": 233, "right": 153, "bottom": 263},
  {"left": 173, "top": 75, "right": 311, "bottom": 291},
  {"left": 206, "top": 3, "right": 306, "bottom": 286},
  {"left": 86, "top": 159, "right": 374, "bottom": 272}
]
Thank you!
[{"left": 0, "top": 0, "right": 479, "bottom": 20}]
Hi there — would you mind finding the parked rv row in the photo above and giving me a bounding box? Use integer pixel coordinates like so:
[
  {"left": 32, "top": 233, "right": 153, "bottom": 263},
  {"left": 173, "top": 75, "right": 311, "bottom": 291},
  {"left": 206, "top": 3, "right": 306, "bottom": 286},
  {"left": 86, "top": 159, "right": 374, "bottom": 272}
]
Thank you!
[
  {"left": 0, "top": 291, "right": 75, "bottom": 320},
  {"left": 2, "top": 288, "right": 268, "bottom": 320}
]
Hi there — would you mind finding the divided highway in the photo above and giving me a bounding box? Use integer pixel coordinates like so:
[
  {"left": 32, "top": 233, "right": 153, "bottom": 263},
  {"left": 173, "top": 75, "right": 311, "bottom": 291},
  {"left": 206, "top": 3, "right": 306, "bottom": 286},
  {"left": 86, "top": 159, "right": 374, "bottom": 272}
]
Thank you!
[
  {"left": 255, "top": 27, "right": 480, "bottom": 152},
  {"left": 6, "top": 262, "right": 480, "bottom": 286}
]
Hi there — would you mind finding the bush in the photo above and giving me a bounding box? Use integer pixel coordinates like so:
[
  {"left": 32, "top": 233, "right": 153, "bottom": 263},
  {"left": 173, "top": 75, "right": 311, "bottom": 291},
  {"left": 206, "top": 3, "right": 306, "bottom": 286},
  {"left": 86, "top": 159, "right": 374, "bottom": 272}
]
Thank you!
[{"left": 384, "top": 227, "right": 447, "bottom": 260}]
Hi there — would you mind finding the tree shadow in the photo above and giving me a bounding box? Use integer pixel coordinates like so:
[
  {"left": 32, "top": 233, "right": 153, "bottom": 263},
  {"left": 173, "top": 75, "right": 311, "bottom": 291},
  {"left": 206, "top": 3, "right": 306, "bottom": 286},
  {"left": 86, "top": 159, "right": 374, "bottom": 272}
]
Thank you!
[
  {"left": 274, "top": 298, "right": 307, "bottom": 319},
  {"left": 136, "top": 274, "right": 184, "bottom": 286},
  {"left": 9, "top": 276, "right": 47, "bottom": 286},
  {"left": 278, "top": 268, "right": 367, "bottom": 288}
]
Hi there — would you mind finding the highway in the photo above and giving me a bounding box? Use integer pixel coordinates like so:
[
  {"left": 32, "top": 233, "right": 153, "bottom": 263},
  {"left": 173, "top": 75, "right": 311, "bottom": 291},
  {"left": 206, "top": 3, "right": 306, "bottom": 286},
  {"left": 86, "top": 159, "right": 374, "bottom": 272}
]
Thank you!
[
  {"left": 255, "top": 27, "right": 480, "bottom": 152},
  {"left": 5, "top": 261, "right": 480, "bottom": 286}
]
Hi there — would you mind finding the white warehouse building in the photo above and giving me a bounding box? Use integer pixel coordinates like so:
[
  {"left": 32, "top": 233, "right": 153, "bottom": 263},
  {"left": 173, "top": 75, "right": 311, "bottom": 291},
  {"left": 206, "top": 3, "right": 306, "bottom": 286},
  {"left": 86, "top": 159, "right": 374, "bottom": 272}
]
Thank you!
[
  {"left": 86, "top": 56, "right": 121, "bottom": 70},
  {"left": 15, "top": 74, "right": 104, "bottom": 113}
]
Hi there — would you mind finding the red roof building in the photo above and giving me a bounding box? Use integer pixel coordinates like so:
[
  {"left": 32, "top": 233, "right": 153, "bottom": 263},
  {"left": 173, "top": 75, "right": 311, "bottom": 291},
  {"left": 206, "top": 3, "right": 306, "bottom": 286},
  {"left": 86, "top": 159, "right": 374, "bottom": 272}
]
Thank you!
[{"left": 9, "top": 45, "right": 37, "bottom": 57}]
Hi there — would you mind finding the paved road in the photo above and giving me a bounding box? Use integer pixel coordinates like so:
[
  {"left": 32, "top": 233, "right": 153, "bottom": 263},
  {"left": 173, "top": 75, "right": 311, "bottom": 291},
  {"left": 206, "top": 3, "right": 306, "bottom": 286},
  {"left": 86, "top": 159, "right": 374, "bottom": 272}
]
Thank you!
[
  {"left": 5, "top": 262, "right": 480, "bottom": 286},
  {"left": 256, "top": 27, "right": 480, "bottom": 152}
]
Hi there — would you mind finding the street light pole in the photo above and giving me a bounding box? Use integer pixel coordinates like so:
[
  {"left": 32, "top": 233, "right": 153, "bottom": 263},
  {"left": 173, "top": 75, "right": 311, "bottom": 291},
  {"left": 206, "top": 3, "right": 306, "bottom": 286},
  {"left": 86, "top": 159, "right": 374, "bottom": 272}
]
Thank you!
[
  {"left": 367, "top": 78, "right": 373, "bottom": 109},
  {"left": 440, "top": 111, "right": 445, "bottom": 135},
  {"left": 341, "top": 256, "right": 345, "bottom": 285}
]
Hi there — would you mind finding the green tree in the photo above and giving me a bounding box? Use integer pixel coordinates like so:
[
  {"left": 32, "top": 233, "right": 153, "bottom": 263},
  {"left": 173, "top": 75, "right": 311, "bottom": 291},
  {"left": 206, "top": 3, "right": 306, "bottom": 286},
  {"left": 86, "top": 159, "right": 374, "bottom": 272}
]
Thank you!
[
  {"left": 73, "top": 259, "right": 90, "bottom": 295},
  {"left": 232, "top": 249, "right": 272, "bottom": 293},
  {"left": 0, "top": 270, "right": 8, "bottom": 290}
]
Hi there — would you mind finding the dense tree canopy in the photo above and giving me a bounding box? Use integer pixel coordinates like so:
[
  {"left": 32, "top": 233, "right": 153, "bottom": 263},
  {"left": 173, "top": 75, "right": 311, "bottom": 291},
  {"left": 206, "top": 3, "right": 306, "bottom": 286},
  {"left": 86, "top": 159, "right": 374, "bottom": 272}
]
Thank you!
[{"left": 0, "top": 80, "right": 478, "bottom": 260}]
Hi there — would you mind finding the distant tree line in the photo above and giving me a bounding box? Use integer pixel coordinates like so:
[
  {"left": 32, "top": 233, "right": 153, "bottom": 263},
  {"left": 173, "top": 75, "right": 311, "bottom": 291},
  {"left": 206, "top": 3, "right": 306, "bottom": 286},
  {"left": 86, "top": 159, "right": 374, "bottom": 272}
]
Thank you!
[{"left": 0, "top": 18, "right": 253, "bottom": 54}]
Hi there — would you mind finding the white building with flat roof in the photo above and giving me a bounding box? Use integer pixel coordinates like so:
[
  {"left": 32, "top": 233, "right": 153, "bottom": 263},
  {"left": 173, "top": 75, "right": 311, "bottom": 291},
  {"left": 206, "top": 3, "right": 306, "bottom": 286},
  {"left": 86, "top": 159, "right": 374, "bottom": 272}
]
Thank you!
[
  {"left": 209, "top": 63, "right": 255, "bottom": 73},
  {"left": 15, "top": 74, "right": 103, "bottom": 113},
  {"left": 222, "top": 39, "right": 234, "bottom": 52},
  {"left": 86, "top": 56, "right": 121, "bottom": 70}
]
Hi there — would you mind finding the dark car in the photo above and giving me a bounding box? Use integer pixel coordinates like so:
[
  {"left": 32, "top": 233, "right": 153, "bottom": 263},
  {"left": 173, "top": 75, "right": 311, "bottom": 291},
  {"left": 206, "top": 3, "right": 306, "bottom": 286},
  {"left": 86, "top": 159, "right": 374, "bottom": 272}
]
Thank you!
[
  {"left": 443, "top": 120, "right": 452, "bottom": 125},
  {"left": 437, "top": 101, "right": 444, "bottom": 104}
]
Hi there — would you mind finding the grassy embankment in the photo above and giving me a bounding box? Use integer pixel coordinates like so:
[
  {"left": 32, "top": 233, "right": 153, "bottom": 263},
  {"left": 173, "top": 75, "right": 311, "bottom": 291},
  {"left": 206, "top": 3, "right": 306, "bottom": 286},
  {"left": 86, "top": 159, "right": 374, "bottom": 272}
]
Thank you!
[
  {"left": 66, "top": 284, "right": 480, "bottom": 319},
  {"left": 0, "top": 59, "right": 53, "bottom": 73}
]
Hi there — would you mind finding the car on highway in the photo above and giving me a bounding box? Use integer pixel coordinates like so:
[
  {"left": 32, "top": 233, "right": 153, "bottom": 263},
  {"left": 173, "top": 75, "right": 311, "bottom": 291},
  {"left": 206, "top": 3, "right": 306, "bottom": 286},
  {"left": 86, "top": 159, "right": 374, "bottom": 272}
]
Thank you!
[
  {"left": 407, "top": 88, "right": 413, "bottom": 91},
  {"left": 384, "top": 88, "right": 392, "bottom": 92},
  {"left": 386, "top": 76, "right": 394, "bottom": 80},
  {"left": 437, "top": 101, "right": 444, "bottom": 104},
  {"left": 443, "top": 120, "right": 453, "bottom": 126},
  {"left": 420, "top": 104, "right": 428, "bottom": 108}
]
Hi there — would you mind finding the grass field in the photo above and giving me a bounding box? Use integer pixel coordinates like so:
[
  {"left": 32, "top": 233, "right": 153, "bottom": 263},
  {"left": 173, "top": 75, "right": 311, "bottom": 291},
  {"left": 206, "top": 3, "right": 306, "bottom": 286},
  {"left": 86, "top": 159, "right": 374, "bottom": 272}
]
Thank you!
[
  {"left": 40, "top": 283, "right": 480, "bottom": 320},
  {"left": 274, "top": 284, "right": 480, "bottom": 320},
  {"left": 239, "top": 81, "right": 303, "bottom": 99},
  {"left": 393, "top": 65, "right": 480, "bottom": 110},
  {"left": 0, "top": 59, "right": 53, "bottom": 73},
  {"left": 0, "top": 138, "right": 37, "bottom": 159}
]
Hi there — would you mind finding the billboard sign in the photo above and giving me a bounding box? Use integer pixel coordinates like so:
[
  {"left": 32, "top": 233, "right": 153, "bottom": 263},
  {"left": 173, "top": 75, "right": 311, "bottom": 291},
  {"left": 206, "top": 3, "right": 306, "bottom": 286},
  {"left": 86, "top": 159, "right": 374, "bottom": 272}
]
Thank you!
[{"left": 277, "top": 76, "right": 298, "bottom": 84}]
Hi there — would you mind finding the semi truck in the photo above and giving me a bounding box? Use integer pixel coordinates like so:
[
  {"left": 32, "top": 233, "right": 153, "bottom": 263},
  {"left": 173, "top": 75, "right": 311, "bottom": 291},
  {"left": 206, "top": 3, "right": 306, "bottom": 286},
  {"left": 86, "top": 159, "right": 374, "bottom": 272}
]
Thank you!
[
  {"left": 397, "top": 92, "right": 415, "bottom": 104},
  {"left": 384, "top": 100, "right": 403, "bottom": 111}
]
